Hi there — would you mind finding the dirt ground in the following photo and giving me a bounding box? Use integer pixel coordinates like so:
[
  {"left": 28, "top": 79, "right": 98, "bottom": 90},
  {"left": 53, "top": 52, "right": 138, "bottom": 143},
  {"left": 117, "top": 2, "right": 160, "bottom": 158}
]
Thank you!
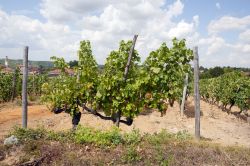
[{"left": 0, "top": 98, "right": 249, "bottom": 148}]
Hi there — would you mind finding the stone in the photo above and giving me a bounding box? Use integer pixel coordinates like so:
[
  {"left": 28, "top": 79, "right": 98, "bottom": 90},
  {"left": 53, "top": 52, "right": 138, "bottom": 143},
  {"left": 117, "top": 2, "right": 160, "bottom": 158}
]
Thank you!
[{"left": 4, "top": 135, "right": 18, "bottom": 145}]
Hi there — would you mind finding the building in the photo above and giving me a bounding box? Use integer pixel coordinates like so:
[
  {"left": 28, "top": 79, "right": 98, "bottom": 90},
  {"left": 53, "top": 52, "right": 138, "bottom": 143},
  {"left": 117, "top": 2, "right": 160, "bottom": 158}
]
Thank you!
[
  {"left": 48, "top": 68, "right": 75, "bottom": 77},
  {"left": 1, "top": 56, "right": 42, "bottom": 75},
  {"left": 1, "top": 67, "right": 14, "bottom": 74},
  {"left": 17, "top": 65, "right": 41, "bottom": 75},
  {"left": 5, "top": 56, "right": 8, "bottom": 68},
  {"left": 0, "top": 56, "right": 14, "bottom": 74}
]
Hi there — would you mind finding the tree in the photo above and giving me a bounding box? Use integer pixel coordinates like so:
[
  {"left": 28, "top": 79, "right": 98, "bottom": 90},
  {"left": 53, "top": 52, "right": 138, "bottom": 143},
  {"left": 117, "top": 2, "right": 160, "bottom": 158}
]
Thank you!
[
  {"left": 94, "top": 39, "right": 142, "bottom": 126},
  {"left": 200, "top": 71, "right": 250, "bottom": 113},
  {"left": 142, "top": 38, "right": 193, "bottom": 115},
  {"left": 77, "top": 40, "right": 99, "bottom": 104},
  {"left": 42, "top": 40, "right": 98, "bottom": 128},
  {"left": 41, "top": 38, "right": 194, "bottom": 128},
  {"left": 209, "top": 66, "right": 224, "bottom": 78},
  {"left": 69, "top": 60, "right": 78, "bottom": 68}
]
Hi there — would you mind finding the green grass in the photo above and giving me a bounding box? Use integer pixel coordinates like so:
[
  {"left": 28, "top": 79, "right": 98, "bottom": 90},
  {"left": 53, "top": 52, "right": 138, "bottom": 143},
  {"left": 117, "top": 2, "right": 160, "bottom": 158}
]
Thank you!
[
  {"left": 9, "top": 125, "right": 143, "bottom": 146},
  {"left": 2, "top": 126, "right": 249, "bottom": 166},
  {"left": 9, "top": 126, "right": 192, "bottom": 147}
]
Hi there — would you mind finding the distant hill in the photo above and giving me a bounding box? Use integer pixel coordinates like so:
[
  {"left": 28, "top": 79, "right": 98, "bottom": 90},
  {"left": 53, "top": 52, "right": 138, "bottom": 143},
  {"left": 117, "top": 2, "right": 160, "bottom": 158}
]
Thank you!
[
  {"left": 0, "top": 59, "right": 53, "bottom": 69},
  {"left": 0, "top": 59, "right": 105, "bottom": 71}
]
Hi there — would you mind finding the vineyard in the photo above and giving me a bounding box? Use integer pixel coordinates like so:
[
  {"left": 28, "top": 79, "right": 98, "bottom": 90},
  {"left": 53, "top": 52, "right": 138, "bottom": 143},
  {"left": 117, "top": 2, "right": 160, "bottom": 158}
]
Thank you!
[
  {"left": 39, "top": 37, "right": 195, "bottom": 128},
  {"left": 0, "top": 36, "right": 249, "bottom": 129},
  {"left": 0, "top": 71, "right": 47, "bottom": 102},
  {"left": 200, "top": 72, "right": 250, "bottom": 114},
  {"left": 0, "top": 37, "right": 250, "bottom": 165}
]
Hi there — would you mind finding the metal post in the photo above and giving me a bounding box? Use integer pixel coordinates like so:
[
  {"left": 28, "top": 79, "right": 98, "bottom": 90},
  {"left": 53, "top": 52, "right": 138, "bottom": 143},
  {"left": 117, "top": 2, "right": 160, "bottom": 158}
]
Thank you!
[
  {"left": 193, "top": 46, "right": 200, "bottom": 140},
  {"left": 22, "top": 46, "right": 28, "bottom": 128},
  {"left": 180, "top": 73, "right": 188, "bottom": 116}
]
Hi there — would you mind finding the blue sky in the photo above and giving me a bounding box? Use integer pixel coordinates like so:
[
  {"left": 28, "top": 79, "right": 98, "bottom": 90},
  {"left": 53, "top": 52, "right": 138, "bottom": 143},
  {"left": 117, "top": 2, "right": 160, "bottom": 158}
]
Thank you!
[{"left": 0, "top": 0, "right": 250, "bottom": 67}]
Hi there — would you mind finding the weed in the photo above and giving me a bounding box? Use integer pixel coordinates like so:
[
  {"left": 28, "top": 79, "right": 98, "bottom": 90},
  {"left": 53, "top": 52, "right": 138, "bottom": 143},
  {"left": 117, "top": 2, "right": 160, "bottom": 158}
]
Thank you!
[
  {"left": 10, "top": 126, "right": 46, "bottom": 141},
  {"left": 46, "top": 130, "right": 74, "bottom": 142},
  {"left": 28, "top": 95, "right": 36, "bottom": 102},
  {"left": 145, "top": 129, "right": 173, "bottom": 145},
  {"left": 122, "top": 145, "right": 142, "bottom": 163},
  {"left": 74, "top": 125, "right": 123, "bottom": 146},
  {"left": 22, "top": 140, "right": 41, "bottom": 156},
  {"left": 175, "top": 130, "right": 192, "bottom": 140},
  {"left": 123, "top": 128, "right": 141, "bottom": 145},
  {"left": 3, "top": 126, "right": 250, "bottom": 165},
  {"left": 154, "top": 145, "right": 173, "bottom": 166}
]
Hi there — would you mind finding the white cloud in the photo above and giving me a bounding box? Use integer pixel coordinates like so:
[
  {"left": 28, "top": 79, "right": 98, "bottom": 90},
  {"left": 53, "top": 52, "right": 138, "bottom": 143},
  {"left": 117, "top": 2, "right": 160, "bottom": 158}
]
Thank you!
[
  {"left": 168, "top": 20, "right": 195, "bottom": 38},
  {"left": 208, "top": 15, "right": 250, "bottom": 34},
  {"left": 239, "top": 29, "right": 250, "bottom": 42},
  {"left": 0, "top": 9, "right": 80, "bottom": 61},
  {"left": 216, "top": 2, "right": 221, "bottom": 10},
  {"left": 198, "top": 33, "right": 250, "bottom": 67},
  {"left": 0, "top": 0, "right": 249, "bottom": 67},
  {"left": 199, "top": 36, "right": 225, "bottom": 55},
  {"left": 197, "top": 44, "right": 250, "bottom": 67},
  {"left": 78, "top": 0, "right": 198, "bottom": 62},
  {"left": 40, "top": 0, "right": 113, "bottom": 23},
  {"left": 203, "top": 15, "right": 250, "bottom": 67},
  {"left": 1, "top": 0, "right": 199, "bottom": 63},
  {"left": 166, "top": 0, "right": 184, "bottom": 18}
]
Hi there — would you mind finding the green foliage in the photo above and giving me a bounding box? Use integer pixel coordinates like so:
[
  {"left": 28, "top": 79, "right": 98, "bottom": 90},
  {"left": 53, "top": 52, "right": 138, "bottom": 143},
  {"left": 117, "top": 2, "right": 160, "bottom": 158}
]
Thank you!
[
  {"left": 95, "top": 40, "right": 142, "bottom": 119},
  {"left": 122, "top": 145, "right": 142, "bottom": 163},
  {"left": 50, "top": 56, "right": 69, "bottom": 73},
  {"left": 0, "top": 68, "right": 45, "bottom": 102},
  {"left": 46, "top": 130, "right": 74, "bottom": 141},
  {"left": 5, "top": 127, "right": 250, "bottom": 166},
  {"left": 145, "top": 129, "right": 191, "bottom": 145},
  {"left": 175, "top": 130, "right": 192, "bottom": 140},
  {"left": 145, "top": 130, "right": 174, "bottom": 145},
  {"left": 9, "top": 126, "right": 193, "bottom": 152},
  {"left": 154, "top": 145, "right": 173, "bottom": 166},
  {"left": 68, "top": 60, "right": 78, "bottom": 68},
  {"left": 200, "top": 66, "right": 224, "bottom": 79},
  {"left": 123, "top": 129, "right": 141, "bottom": 145},
  {"left": 0, "top": 73, "right": 14, "bottom": 102},
  {"left": 77, "top": 40, "right": 99, "bottom": 103},
  {"left": 28, "top": 74, "right": 48, "bottom": 96},
  {"left": 41, "top": 38, "right": 193, "bottom": 123},
  {"left": 199, "top": 66, "right": 250, "bottom": 79},
  {"left": 10, "top": 126, "right": 46, "bottom": 141},
  {"left": 208, "top": 66, "right": 224, "bottom": 78},
  {"left": 10, "top": 126, "right": 123, "bottom": 146},
  {"left": 200, "top": 71, "right": 250, "bottom": 111},
  {"left": 142, "top": 38, "right": 193, "bottom": 112},
  {"left": 74, "top": 126, "right": 123, "bottom": 146},
  {"left": 42, "top": 40, "right": 98, "bottom": 116},
  {"left": 41, "top": 76, "right": 80, "bottom": 115}
]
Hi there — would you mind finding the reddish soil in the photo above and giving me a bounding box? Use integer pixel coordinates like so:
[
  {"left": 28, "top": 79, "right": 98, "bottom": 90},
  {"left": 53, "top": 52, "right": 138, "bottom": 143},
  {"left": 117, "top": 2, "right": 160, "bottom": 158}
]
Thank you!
[{"left": 0, "top": 98, "right": 249, "bottom": 147}]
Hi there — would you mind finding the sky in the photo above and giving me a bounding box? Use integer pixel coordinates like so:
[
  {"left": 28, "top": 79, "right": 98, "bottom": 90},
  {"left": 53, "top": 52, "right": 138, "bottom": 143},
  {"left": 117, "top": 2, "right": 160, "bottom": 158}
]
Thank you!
[{"left": 0, "top": 0, "right": 250, "bottom": 68}]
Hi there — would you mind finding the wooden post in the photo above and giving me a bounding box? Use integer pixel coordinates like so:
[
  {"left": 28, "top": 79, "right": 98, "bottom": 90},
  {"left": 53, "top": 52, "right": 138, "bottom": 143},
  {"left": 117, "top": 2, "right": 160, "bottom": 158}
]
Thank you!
[
  {"left": 193, "top": 46, "right": 200, "bottom": 140},
  {"left": 123, "top": 35, "right": 138, "bottom": 82},
  {"left": 11, "top": 67, "right": 17, "bottom": 102},
  {"left": 115, "top": 35, "right": 138, "bottom": 127},
  {"left": 180, "top": 73, "right": 188, "bottom": 116},
  {"left": 22, "top": 46, "right": 28, "bottom": 128}
]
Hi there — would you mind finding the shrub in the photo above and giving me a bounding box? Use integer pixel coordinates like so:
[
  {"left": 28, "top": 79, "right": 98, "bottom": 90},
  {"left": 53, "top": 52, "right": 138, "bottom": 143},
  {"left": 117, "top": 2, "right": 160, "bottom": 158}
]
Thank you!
[
  {"left": 123, "top": 128, "right": 141, "bottom": 145},
  {"left": 74, "top": 126, "right": 123, "bottom": 146}
]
